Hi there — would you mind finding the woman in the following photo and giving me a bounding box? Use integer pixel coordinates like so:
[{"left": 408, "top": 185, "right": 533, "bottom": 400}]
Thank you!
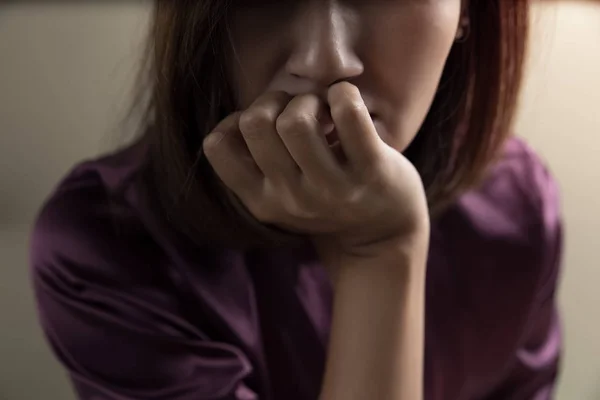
[{"left": 31, "top": 1, "right": 563, "bottom": 399}]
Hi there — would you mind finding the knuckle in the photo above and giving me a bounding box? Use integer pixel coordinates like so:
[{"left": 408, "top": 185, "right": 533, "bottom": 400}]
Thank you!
[
  {"left": 312, "top": 183, "right": 339, "bottom": 204},
  {"left": 337, "top": 188, "right": 365, "bottom": 215},
  {"left": 202, "top": 132, "right": 222, "bottom": 155},
  {"left": 283, "top": 199, "right": 315, "bottom": 220},
  {"left": 276, "top": 112, "right": 317, "bottom": 137},
  {"left": 333, "top": 99, "right": 365, "bottom": 120},
  {"left": 239, "top": 108, "right": 273, "bottom": 139},
  {"left": 278, "top": 187, "right": 315, "bottom": 219},
  {"left": 247, "top": 200, "right": 273, "bottom": 223},
  {"left": 329, "top": 83, "right": 366, "bottom": 118},
  {"left": 202, "top": 133, "right": 233, "bottom": 163}
]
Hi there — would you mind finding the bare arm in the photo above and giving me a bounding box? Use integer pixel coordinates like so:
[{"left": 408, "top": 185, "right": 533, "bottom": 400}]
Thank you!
[
  {"left": 319, "top": 236, "right": 428, "bottom": 400},
  {"left": 203, "top": 82, "right": 431, "bottom": 399}
]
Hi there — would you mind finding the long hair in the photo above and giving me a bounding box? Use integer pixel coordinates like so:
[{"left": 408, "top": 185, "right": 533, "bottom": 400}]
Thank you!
[{"left": 136, "top": 0, "right": 529, "bottom": 249}]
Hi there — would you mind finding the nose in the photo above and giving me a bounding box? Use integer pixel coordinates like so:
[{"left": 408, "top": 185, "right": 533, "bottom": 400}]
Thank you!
[{"left": 285, "top": 3, "right": 364, "bottom": 88}]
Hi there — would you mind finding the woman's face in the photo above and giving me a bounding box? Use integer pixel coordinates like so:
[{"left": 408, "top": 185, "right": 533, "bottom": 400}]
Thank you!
[{"left": 227, "top": 0, "right": 463, "bottom": 152}]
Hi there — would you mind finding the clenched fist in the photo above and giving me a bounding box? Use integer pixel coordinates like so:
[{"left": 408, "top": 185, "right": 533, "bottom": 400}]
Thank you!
[{"left": 203, "top": 82, "right": 429, "bottom": 260}]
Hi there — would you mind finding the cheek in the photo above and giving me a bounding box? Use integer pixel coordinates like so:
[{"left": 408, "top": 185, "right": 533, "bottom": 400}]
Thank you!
[
  {"left": 227, "top": 41, "right": 281, "bottom": 110},
  {"left": 227, "top": 11, "right": 292, "bottom": 110},
  {"left": 365, "top": 4, "right": 461, "bottom": 149},
  {"left": 228, "top": 46, "right": 278, "bottom": 109}
]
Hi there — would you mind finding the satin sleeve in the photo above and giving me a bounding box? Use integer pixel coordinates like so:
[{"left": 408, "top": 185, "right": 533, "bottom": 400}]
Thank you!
[
  {"left": 30, "top": 178, "right": 258, "bottom": 400},
  {"left": 484, "top": 142, "right": 563, "bottom": 400}
]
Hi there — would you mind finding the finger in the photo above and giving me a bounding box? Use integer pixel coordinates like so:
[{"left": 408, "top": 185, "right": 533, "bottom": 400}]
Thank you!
[
  {"left": 328, "top": 82, "right": 383, "bottom": 169},
  {"left": 203, "top": 112, "right": 263, "bottom": 196},
  {"left": 239, "top": 91, "right": 299, "bottom": 182},
  {"left": 276, "top": 94, "right": 346, "bottom": 186}
]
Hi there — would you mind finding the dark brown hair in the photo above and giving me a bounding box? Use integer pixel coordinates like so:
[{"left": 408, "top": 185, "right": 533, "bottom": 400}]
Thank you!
[{"left": 136, "top": 0, "right": 529, "bottom": 249}]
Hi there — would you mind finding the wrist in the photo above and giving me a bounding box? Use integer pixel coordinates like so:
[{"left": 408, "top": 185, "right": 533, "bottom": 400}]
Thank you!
[
  {"left": 320, "top": 231, "right": 427, "bottom": 400},
  {"left": 344, "top": 235, "right": 428, "bottom": 278},
  {"left": 313, "top": 218, "right": 430, "bottom": 284},
  {"left": 317, "top": 234, "right": 428, "bottom": 292},
  {"left": 342, "top": 224, "right": 429, "bottom": 266}
]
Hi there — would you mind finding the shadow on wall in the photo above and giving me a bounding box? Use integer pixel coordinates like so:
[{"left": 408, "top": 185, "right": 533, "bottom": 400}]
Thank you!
[
  {"left": 0, "top": 4, "right": 152, "bottom": 400},
  {"left": 0, "top": 3, "right": 151, "bottom": 226}
]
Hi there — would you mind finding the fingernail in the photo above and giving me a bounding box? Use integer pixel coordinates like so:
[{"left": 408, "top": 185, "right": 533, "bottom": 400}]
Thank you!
[{"left": 204, "top": 131, "right": 225, "bottom": 148}]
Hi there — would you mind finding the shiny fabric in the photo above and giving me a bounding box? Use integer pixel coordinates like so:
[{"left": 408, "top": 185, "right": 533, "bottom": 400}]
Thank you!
[{"left": 31, "top": 137, "right": 562, "bottom": 400}]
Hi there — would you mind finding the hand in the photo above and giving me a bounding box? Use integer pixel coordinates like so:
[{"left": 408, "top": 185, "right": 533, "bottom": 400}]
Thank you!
[{"left": 203, "top": 82, "right": 429, "bottom": 260}]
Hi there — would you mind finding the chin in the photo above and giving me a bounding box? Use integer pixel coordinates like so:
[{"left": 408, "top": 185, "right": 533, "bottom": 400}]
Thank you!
[
  {"left": 374, "top": 119, "right": 410, "bottom": 152},
  {"left": 387, "top": 133, "right": 419, "bottom": 154}
]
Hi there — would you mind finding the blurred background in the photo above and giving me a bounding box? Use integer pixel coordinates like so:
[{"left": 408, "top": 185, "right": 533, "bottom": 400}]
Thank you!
[{"left": 0, "top": 2, "right": 599, "bottom": 399}]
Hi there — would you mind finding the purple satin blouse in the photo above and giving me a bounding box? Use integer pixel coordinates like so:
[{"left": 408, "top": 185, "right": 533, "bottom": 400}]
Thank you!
[{"left": 30, "top": 137, "right": 563, "bottom": 400}]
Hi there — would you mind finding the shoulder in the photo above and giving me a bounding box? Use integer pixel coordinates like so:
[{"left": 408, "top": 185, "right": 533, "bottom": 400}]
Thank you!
[
  {"left": 29, "top": 145, "right": 257, "bottom": 398},
  {"left": 428, "top": 138, "right": 563, "bottom": 388},
  {"left": 484, "top": 136, "right": 560, "bottom": 228},
  {"left": 435, "top": 136, "right": 563, "bottom": 287},
  {"left": 30, "top": 141, "right": 161, "bottom": 285},
  {"left": 447, "top": 136, "right": 560, "bottom": 245}
]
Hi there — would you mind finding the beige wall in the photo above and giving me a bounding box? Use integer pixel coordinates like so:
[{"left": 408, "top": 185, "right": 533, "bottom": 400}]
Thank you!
[
  {"left": 0, "top": 2, "right": 598, "bottom": 399},
  {"left": 0, "top": 3, "right": 151, "bottom": 226},
  {"left": 0, "top": 4, "right": 150, "bottom": 400},
  {"left": 515, "top": 2, "right": 600, "bottom": 399}
]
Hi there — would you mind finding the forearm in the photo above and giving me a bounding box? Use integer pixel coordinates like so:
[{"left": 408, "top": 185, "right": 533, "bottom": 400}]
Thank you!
[{"left": 319, "top": 238, "right": 428, "bottom": 400}]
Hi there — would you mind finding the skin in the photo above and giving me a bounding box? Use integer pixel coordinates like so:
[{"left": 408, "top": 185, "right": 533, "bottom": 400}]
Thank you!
[
  {"left": 227, "top": 0, "right": 463, "bottom": 152},
  {"left": 203, "top": 0, "right": 465, "bottom": 398}
]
